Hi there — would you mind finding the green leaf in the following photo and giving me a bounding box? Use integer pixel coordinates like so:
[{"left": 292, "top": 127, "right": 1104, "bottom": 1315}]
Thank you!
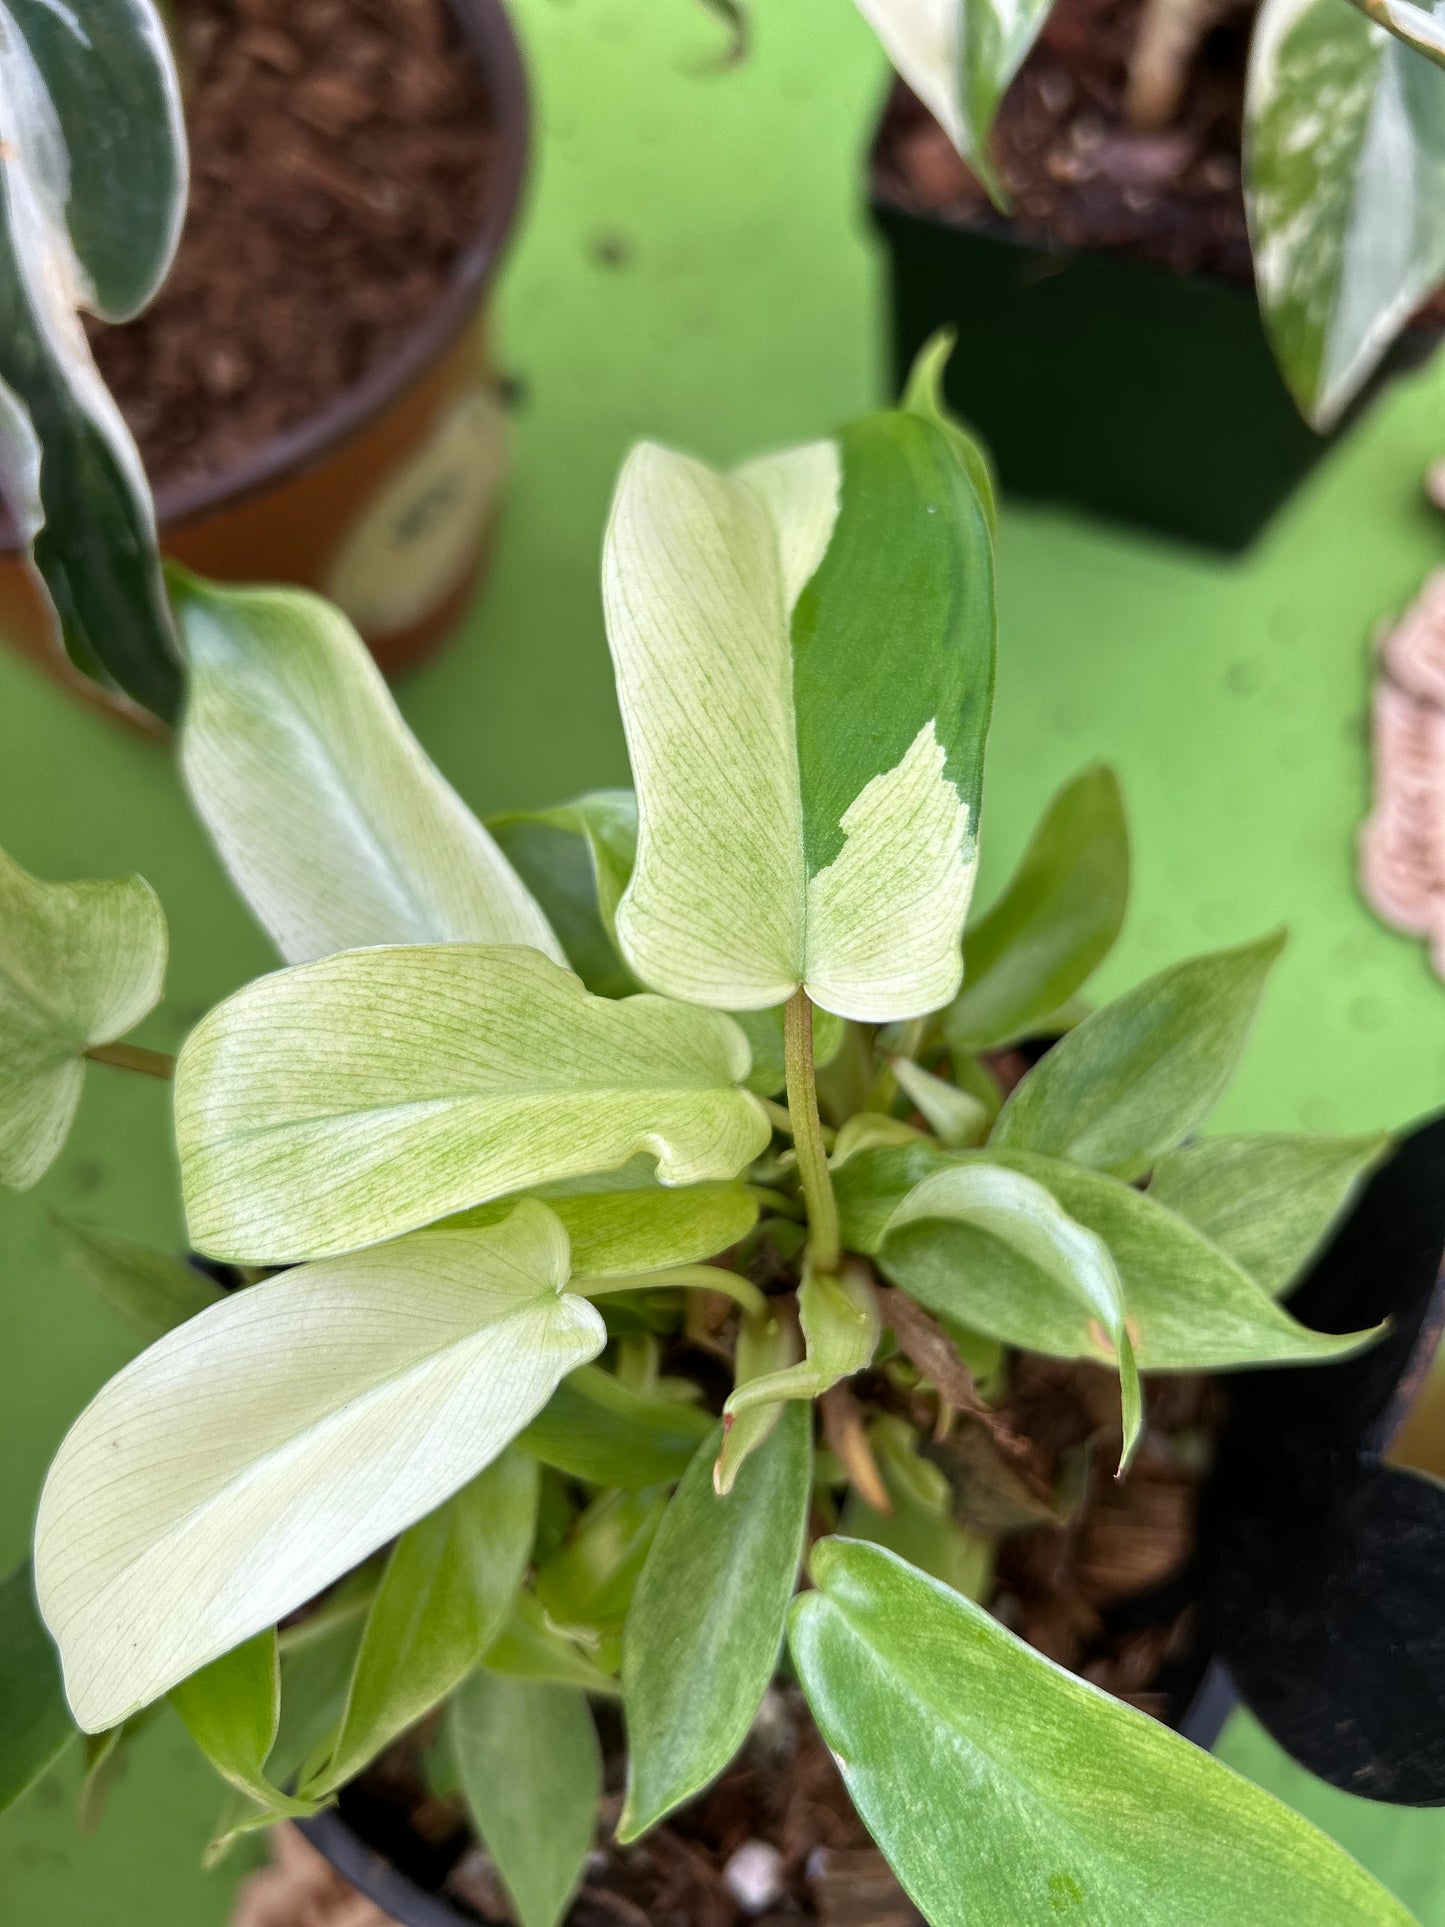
[
  {"left": 176, "top": 944, "right": 769, "bottom": 1262},
  {"left": 991, "top": 932, "right": 1285, "bottom": 1179},
  {"left": 604, "top": 400, "right": 994, "bottom": 1022},
  {"left": 1350, "top": 0, "right": 1445, "bottom": 66},
  {"left": 34, "top": 1203, "right": 606, "bottom": 1732},
  {"left": 902, "top": 332, "right": 998, "bottom": 537},
  {"left": 0, "top": 0, "right": 185, "bottom": 717},
  {"left": 833, "top": 1137, "right": 963, "bottom": 1253},
  {"left": 792, "top": 1538, "right": 1415, "bottom": 1926},
  {"left": 0, "top": 1560, "right": 73, "bottom": 1815},
  {"left": 449, "top": 1672, "right": 601, "bottom": 1927},
  {"left": 723, "top": 1261, "right": 881, "bottom": 1419},
  {"left": 620, "top": 1405, "right": 812, "bottom": 1840},
  {"left": 535, "top": 1487, "right": 668, "bottom": 1632},
  {"left": 948, "top": 765, "right": 1129, "bottom": 1050},
  {"left": 1149, "top": 1133, "right": 1390, "bottom": 1296},
  {"left": 880, "top": 1161, "right": 1142, "bottom": 1466},
  {"left": 51, "top": 1218, "right": 222, "bottom": 1342},
  {"left": 713, "top": 1303, "right": 802, "bottom": 1495},
  {"left": 729, "top": 1002, "right": 845, "bottom": 1096},
  {"left": 838, "top": 1416, "right": 994, "bottom": 1601},
  {"left": 891, "top": 1055, "right": 990, "bottom": 1146},
  {"left": 305, "top": 1451, "right": 539, "bottom": 1797},
  {"left": 519, "top": 1363, "right": 713, "bottom": 1487},
  {"left": 443, "top": 1157, "right": 757, "bottom": 1276},
  {"left": 482, "top": 1591, "right": 621, "bottom": 1694},
  {"left": 174, "top": 574, "right": 562, "bottom": 969},
  {"left": 172, "top": 1631, "right": 313, "bottom": 1838},
  {"left": 983, "top": 1149, "right": 1382, "bottom": 1371},
  {"left": 1247, "top": 0, "right": 1445, "bottom": 428},
  {"left": 0, "top": 844, "right": 167, "bottom": 1190}
]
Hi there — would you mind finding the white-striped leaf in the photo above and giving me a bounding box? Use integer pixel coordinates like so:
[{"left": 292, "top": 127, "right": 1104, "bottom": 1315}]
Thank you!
[
  {"left": 35, "top": 1203, "right": 606, "bottom": 1733},
  {"left": 176, "top": 944, "right": 770, "bottom": 1262},
  {"left": 175, "top": 574, "right": 562, "bottom": 968},
  {"left": 603, "top": 392, "right": 994, "bottom": 1023},
  {"left": 0, "top": 0, "right": 184, "bottom": 717},
  {"left": 1246, "top": 0, "right": 1445, "bottom": 427},
  {"left": 0, "top": 844, "right": 166, "bottom": 1190}
]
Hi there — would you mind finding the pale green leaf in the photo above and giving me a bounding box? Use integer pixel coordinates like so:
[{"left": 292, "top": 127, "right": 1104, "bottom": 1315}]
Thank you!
[
  {"left": 0, "top": 0, "right": 184, "bottom": 716},
  {"left": 519, "top": 1364, "right": 712, "bottom": 1487},
  {"left": 723, "top": 1261, "right": 881, "bottom": 1419},
  {"left": 1149, "top": 1132, "right": 1389, "bottom": 1296},
  {"left": 306, "top": 1451, "right": 539, "bottom": 1797},
  {"left": 991, "top": 932, "right": 1285, "bottom": 1179},
  {"left": 174, "top": 574, "right": 561, "bottom": 969},
  {"left": 51, "top": 1218, "right": 222, "bottom": 1342},
  {"left": 948, "top": 764, "right": 1129, "bottom": 1049},
  {"left": 881, "top": 1161, "right": 1141, "bottom": 1465},
  {"left": 604, "top": 401, "right": 994, "bottom": 1022},
  {"left": 1351, "top": 0, "right": 1445, "bottom": 66},
  {"left": 449, "top": 1672, "right": 601, "bottom": 1927},
  {"left": 892, "top": 1055, "right": 990, "bottom": 1146},
  {"left": 0, "top": 845, "right": 166, "bottom": 1190},
  {"left": 490, "top": 790, "right": 638, "bottom": 945},
  {"left": 984, "top": 1149, "right": 1381, "bottom": 1371},
  {"left": 791, "top": 1538, "right": 1416, "bottom": 1927},
  {"left": 443, "top": 1157, "right": 757, "bottom": 1276},
  {"left": 535, "top": 1487, "right": 667, "bottom": 1632},
  {"left": 713, "top": 1304, "right": 802, "bottom": 1495},
  {"left": 0, "top": 1560, "right": 73, "bottom": 1815},
  {"left": 482, "top": 1591, "right": 620, "bottom": 1694},
  {"left": 176, "top": 944, "right": 769, "bottom": 1263},
  {"left": 833, "top": 1136, "right": 962, "bottom": 1253},
  {"left": 854, "top": 0, "right": 1055, "bottom": 205},
  {"left": 1247, "top": 0, "right": 1445, "bottom": 427},
  {"left": 35, "top": 1204, "right": 606, "bottom": 1731},
  {"left": 620, "top": 1405, "right": 812, "bottom": 1840}
]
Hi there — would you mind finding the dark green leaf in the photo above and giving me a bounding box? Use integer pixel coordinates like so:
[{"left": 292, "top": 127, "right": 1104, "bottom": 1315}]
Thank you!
[
  {"left": 519, "top": 1363, "right": 713, "bottom": 1487},
  {"left": 1149, "top": 1132, "right": 1390, "bottom": 1297},
  {"left": 791, "top": 1538, "right": 1415, "bottom": 1926},
  {"left": 52, "top": 1218, "right": 222, "bottom": 1341},
  {"left": 0, "top": 1560, "right": 74, "bottom": 1814},
  {"left": 620, "top": 1405, "right": 812, "bottom": 1840},
  {"left": 449, "top": 1671, "right": 601, "bottom": 1927},
  {"left": 948, "top": 765, "right": 1128, "bottom": 1049},
  {"left": 488, "top": 793, "right": 638, "bottom": 998},
  {"left": 991, "top": 932, "right": 1285, "bottom": 1178}
]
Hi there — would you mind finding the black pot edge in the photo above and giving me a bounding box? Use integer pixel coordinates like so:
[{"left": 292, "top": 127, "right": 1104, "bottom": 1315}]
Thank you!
[{"left": 296, "top": 1661, "right": 1242, "bottom": 1927}]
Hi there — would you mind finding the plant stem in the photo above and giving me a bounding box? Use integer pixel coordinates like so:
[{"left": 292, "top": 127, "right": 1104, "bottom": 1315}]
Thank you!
[
  {"left": 760, "top": 1094, "right": 835, "bottom": 1149},
  {"left": 785, "top": 988, "right": 842, "bottom": 1276},
  {"left": 84, "top": 1040, "right": 175, "bottom": 1080}
]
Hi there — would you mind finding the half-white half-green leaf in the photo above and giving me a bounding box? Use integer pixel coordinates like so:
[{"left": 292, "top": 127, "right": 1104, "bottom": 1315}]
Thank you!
[
  {"left": 176, "top": 944, "right": 769, "bottom": 1262},
  {"left": 1246, "top": 0, "right": 1445, "bottom": 427},
  {"left": 0, "top": 843, "right": 167, "bottom": 1190},
  {"left": 0, "top": 0, "right": 185, "bottom": 718},
  {"left": 34, "top": 1203, "right": 606, "bottom": 1732},
  {"left": 175, "top": 573, "right": 562, "bottom": 967},
  {"left": 603, "top": 395, "right": 994, "bottom": 1023}
]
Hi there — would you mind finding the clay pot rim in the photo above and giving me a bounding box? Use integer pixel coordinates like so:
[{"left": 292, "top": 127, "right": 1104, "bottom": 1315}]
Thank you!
[{"left": 0, "top": 0, "right": 528, "bottom": 552}]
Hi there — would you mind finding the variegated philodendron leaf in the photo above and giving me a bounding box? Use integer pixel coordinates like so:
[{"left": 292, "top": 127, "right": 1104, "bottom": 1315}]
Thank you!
[
  {"left": 853, "top": 0, "right": 1056, "bottom": 205},
  {"left": 176, "top": 944, "right": 770, "bottom": 1261},
  {"left": 0, "top": 0, "right": 185, "bottom": 719},
  {"left": 35, "top": 1203, "right": 606, "bottom": 1732},
  {"left": 173, "top": 573, "right": 563, "bottom": 967},
  {"left": 1350, "top": 0, "right": 1445, "bottom": 67},
  {"left": 1246, "top": 0, "right": 1445, "bottom": 428},
  {"left": 603, "top": 384, "right": 994, "bottom": 1023},
  {"left": 0, "top": 843, "right": 167, "bottom": 1189}
]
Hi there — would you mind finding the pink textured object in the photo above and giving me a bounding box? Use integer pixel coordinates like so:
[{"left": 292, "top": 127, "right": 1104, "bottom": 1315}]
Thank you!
[{"left": 1359, "top": 576, "right": 1445, "bottom": 974}]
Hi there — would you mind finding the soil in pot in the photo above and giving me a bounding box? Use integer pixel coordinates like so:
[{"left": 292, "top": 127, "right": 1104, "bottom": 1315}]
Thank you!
[
  {"left": 88, "top": 0, "right": 497, "bottom": 493},
  {"left": 337, "top": 1355, "right": 1221, "bottom": 1927}
]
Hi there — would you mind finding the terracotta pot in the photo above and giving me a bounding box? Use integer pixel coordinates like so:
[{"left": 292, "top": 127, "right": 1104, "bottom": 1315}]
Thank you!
[
  {"left": 296, "top": 1115, "right": 1445, "bottom": 1920},
  {"left": 0, "top": 0, "right": 527, "bottom": 717}
]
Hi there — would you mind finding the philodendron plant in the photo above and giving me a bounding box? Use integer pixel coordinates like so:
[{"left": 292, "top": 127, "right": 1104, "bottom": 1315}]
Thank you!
[
  {"left": 854, "top": 0, "right": 1445, "bottom": 431},
  {"left": 0, "top": 365, "right": 1415, "bottom": 1925}
]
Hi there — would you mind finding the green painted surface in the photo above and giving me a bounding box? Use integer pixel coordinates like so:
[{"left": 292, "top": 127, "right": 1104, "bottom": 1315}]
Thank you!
[{"left": 0, "top": 0, "right": 1442, "bottom": 1915}]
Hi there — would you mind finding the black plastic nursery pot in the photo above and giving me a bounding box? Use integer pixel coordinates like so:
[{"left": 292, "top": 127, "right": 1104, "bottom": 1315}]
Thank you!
[
  {"left": 298, "top": 1115, "right": 1445, "bottom": 1923},
  {"left": 869, "top": 126, "right": 1440, "bottom": 554}
]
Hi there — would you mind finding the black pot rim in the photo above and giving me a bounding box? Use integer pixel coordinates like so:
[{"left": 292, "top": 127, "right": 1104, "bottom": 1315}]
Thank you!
[{"left": 0, "top": 0, "right": 529, "bottom": 552}]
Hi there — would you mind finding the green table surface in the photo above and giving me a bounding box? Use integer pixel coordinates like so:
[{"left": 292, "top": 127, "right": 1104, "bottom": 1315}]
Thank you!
[{"left": 3, "top": 0, "right": 1445, "bottom": 1917}]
